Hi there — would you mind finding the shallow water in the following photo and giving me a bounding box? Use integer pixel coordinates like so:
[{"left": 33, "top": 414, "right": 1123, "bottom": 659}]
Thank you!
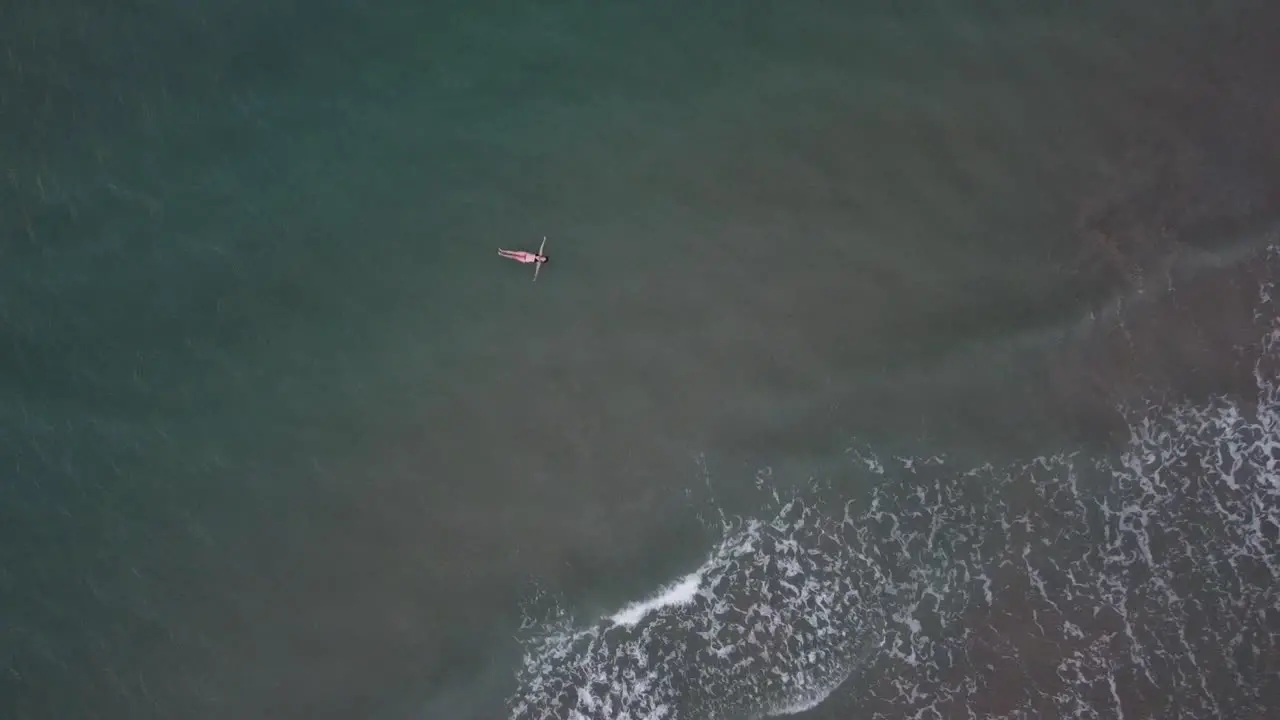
[{"left": 2, "top": 2, "right": 1279, "bottom": 718}]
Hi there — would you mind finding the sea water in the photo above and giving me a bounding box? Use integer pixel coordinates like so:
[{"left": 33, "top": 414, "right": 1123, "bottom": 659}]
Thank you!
[{"left": 3, "top": 2, "right": 1278, "bottom": 719}]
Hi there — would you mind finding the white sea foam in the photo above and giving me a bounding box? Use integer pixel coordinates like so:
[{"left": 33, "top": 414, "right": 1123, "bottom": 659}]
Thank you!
[
  {"left": 609, "top": 568, "right": 706, "bottom": 627},
  {"left": 508, "top": 247, "right": 1280, "bottom": 719}
]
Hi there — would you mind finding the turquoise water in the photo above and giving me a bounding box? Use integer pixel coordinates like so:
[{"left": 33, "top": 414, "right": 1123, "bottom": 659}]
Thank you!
[{"left": 3, "top": 2, "right": 1279, "bottom": 718}]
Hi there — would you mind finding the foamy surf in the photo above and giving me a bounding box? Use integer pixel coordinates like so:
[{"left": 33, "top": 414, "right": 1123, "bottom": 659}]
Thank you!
[
  {"left": 610, "top": 569, "right": 707, "bottom": 627},
  {"left": 508, "top": 246, "right": 1280, "bottom": 719}
]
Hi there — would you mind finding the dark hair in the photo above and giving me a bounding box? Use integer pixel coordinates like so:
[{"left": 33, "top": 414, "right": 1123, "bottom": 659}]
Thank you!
[{"left": 540, "top": 255, "right": 549, "bottom": 263}]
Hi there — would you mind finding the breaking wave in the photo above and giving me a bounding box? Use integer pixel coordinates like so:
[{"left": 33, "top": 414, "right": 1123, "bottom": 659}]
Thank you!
[{"left": 507, "top": 249, "right": 1280, "bottom": 719}]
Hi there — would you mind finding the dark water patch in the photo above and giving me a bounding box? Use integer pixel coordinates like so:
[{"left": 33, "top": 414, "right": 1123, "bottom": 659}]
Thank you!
[{"left": 511, "top": 250, "right": 1280, "bottom": 715}]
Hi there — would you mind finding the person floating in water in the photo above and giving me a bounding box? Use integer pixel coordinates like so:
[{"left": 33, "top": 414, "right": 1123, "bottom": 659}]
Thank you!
[
  {"left": 498, "top": 236, "right": 549, "bottom": 281},
  {"left": 496, "top": 248, "right": 548, "bottom": 265}
]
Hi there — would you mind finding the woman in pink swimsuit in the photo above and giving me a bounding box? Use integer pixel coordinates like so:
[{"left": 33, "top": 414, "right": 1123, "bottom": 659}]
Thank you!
[
  {"left": 497, "top": 248, "right": 549, "bottom": 265},
  {"left": 498, "top": 237, "right": 550, "bottom": 280}
]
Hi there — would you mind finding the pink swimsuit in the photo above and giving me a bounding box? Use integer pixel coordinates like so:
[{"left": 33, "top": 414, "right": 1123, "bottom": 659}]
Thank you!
[{"left": 498, "top": 249, "right": 545, "bottom": 264}]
